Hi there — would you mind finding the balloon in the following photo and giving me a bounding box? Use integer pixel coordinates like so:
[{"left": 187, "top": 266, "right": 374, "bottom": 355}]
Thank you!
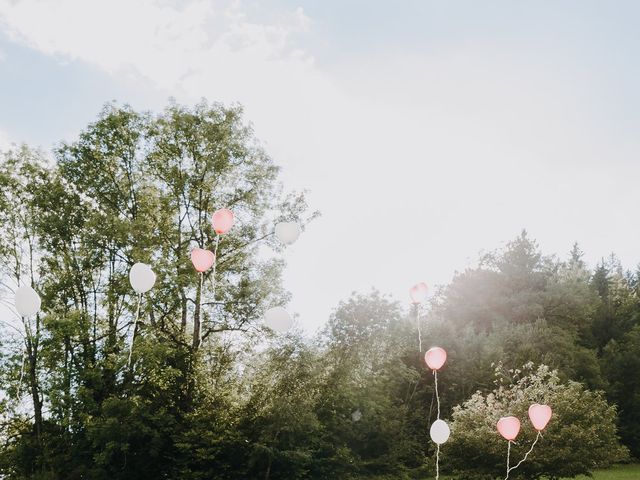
[
  {"left": 129, "top": 262, "right": 156, "bottom": 294},
  {"left": 275, "top": 221, "right": 301, "bottom": 245},
  {"left": 528, "top": 404, "right": 552, "bottom": 431},
  {"left": 264, "top": 306, "right": 293, "bottom": 333},
  {"left": 14, "top": 285, "right": 41, "bottom": 317},
  {"left": 425, "top": 347, "right": 447, "bottom": 370},
  {"left": 212, "top": 208, "right": 234, "bottom": 235},
  {"left": 351, "top": 410, "right": 362, "bottom": 422},
  {"left": 410, "top": 282, "right": 428, "bottom": 304},
  {"left": 191, "top": 248, "right": 215, "bottom": 272},
  {"left": 497, "top": 416, "right": 521, "bottom": 441},
  {"left": 430, "top": 419, "right": 451, "bottom": 444}
]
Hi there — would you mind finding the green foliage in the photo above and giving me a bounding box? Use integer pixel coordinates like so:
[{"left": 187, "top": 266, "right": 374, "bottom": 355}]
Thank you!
[
  {"left": 446, "top": 364, "right": 628, "bottom": 480},
  {"left": 0, "top": 103, "right": 637, "bottom": 479}
]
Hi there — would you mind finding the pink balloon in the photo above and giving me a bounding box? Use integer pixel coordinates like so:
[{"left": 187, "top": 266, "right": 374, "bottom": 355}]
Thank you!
[
  {"left": 212, "top": 208, "right": 234, "bottom": 234},
  {"left": 497, "top": 416, "right": 521, "bottom": 441},
  {"left": 410, "top": 282, "right": 428, "bottom": 304},
  {"left": 191, "top": 248, "right": 215, "bottom": 272},
  {"left": 425, "top": 347, "right": 447, "bottom": 370},
  {"left": 528, "top": 404, "right": 552, "bottom": 431}
]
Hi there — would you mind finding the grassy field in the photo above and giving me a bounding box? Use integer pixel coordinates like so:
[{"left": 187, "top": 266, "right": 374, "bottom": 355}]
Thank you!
[
  {"left": 432, "top": 463, "right": 640, "bottom": 479},
  {"left": 572, "top": 463, "right": 640, "bottom": 479}
]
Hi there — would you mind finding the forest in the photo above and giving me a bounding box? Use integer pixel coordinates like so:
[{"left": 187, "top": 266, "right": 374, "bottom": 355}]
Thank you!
[{"left": 0, "top": 102, "right": 637, "bottom": 479}]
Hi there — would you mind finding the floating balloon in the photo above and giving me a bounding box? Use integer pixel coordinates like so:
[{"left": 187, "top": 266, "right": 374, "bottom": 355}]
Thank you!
[
  {"left": 212, "top": 208, "right": 234, "bottom": 235},
  {"left": 14, "top": 285, "right": 41, "bottom": 317},
  {"left": 191, "top": 248, "right": 215, "bottom": 272},
  {"left": 351, "top": 410, "right": 362, "bottom": 422},
  {"left": 497, "top": 416, "right": 521, "bottom": 441},
  {"left": 410, "top": 282, "right": 428, "bottom": 304},
  {"left": 275, "top": 221, "right": 301, "bottom": 245},
  {"left": 430, "top": 419, "right": 451, "bottom": 445},
  {"left": 264, "top": 306, "right": 293, "bottom": 333},
  {"left": 528, "top": 404, "right": 552, "bottom": 431},
  {"left": 129, "top": 263, "right": 156, "bottom": 294},
  {"left": 425, "top": 347, "right": 447, "bottom": 370}
]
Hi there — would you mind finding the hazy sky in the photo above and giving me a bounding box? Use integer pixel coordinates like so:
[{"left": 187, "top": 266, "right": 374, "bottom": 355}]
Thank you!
[{"left": 1, "top": 1, "right": 640, "bottom": 332}]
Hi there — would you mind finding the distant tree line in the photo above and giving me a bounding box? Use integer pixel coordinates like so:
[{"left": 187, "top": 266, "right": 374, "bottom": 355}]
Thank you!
[{"left": 0, "top": 103, "right": 635, "bottom": 479}]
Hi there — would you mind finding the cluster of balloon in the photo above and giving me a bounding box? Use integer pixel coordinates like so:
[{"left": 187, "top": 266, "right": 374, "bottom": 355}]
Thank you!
[
  {"left": 426, "top": 346, "right": 449, "bottom": 480},
  {"left": 498, "top": 404, "right": 553, "bottom": 479},
  {"left": 127, "top": 263, "right": 157, "bottom": 367},
  {"left": 275, "top": 221, "right": 301, "bottom": 245},
  {"left": 260, "top": 221, "right": 301, "bottom": 334},
  {"left": 263, "top": 306, "right": 293, "bottom": 333},
  {"left": 187, "top": 208, "right": 235, "bottom": 345},
  {"left": 409, "top": 282, "right": 428, "bottom": 352}
]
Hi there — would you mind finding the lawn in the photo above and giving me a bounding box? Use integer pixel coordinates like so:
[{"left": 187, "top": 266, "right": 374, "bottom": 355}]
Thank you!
[
  {"left": 432, "top": 464, "right": 640, "bottom": 479},
  {"left": 573, "top": 463, "right": 640, "bottom": 479}
]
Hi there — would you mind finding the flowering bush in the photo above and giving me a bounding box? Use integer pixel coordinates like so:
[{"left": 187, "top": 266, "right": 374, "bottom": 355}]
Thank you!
[{"left": 444, "top": 363, "right": 628, "bottom": 479}]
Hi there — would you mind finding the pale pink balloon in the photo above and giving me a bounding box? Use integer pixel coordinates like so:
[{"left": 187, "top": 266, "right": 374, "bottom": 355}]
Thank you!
[
  {"left": 212, "top": 208, "right": 234, "bottom": 234},
  {"left": 425, "top": 347, "right": 447, "bottom": 370},
  {"left": 191, "top": 248, "right": 215, "bottom": 272},
  {"left": 528, "top": 404, "right": 552, "bottom": 431},
  {"left": 497, "top": 416, "right": 521, "bottom": 441},
  {"left": 409, "top": 282, "right": 428, "bottom": 304}
]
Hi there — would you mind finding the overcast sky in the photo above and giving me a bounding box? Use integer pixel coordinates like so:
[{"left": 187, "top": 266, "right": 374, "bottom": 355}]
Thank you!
[{"left": 1, "top": 1, "right": 640, "bottom": 332}]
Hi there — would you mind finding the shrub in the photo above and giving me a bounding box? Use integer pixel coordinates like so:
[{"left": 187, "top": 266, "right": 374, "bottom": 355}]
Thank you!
[{"left": 445, "top": 363, "right": 628, "bottom": 479}]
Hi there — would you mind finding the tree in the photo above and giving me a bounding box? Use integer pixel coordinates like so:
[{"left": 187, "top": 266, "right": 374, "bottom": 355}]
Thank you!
[
  {"left": 602, "top": 325, "right": 640, "bottom": 457},
  {"left": 0, "top": 101, "right": 311, "bottom": 479}
]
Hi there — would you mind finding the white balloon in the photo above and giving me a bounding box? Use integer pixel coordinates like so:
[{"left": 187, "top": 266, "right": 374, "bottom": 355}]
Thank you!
[
  {"left": 275, "top": 222, "right": 301, "bottom": 245},
  {"left": 15, "top": 285, "right": 41, "bottom": 317},
  {"left": 129, "top": 263, "right": 156, "bottom": 294},
  {"left": 264, "top": 306, "right": 293, "bottom": 333},
  {"left": 430, "top": 419, "right": 450, "bottom": 445},
  {"left": 351, "top": 410, "right": 362, "bottom": 422}
]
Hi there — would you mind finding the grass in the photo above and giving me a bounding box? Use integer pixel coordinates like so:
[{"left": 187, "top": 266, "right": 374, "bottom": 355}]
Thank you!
[
  {"left": 572, "top": 463, "right": 640, "bottom": 479},
  {"left": 431, "top": 463, "right": 640, "bottom": 479}
]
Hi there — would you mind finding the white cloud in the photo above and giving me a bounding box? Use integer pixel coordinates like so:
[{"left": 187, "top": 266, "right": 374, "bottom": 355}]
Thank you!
[
  {"left": 0, "top": 0, "right": 312, "bottom": 91},
  {"left": 1, "top": 1, "right": 639, "bottom": 331}
]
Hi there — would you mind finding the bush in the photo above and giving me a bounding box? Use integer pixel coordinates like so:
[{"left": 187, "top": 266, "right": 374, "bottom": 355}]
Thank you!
[{"left": 445, "top": 363, "right": 628, "bottom": 479}]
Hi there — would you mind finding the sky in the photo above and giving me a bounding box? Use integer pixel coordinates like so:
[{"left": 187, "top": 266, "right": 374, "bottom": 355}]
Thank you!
[{"left": 1, "top": 0, "right": 640, "bottom": 332}]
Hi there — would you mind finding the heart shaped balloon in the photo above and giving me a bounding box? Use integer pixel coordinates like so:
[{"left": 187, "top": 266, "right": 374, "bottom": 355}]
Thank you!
[
  {"left": 425, "top": 347, "right": 447, "bottom": 370},
  {"left": 212, "top": 208, "right": 234, "bottom": 235},
  {"left": 528, "top": 404, "right": 552, "bottom": 431},
  {"left": 497, "top": 416, "right": 521, "bottom": 441},
  {"left": 410, "top": 282, "right": 428, "bottom": 304},
  {"left": 191, "top": 248, "right": 215, "bottom": 272}
]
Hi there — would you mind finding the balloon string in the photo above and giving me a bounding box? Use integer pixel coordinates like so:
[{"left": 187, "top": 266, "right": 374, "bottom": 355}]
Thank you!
[
  {"left": 211, "top": 234, "right": 220, "bottom": 300},
  {"left": 197, "top": 272, "right": 204, "bottom": 342},
  {"left": 505, "top": 441, "right": 512, "bottom": 480},
  {"left": 435, "top": 443, "right": 440, "bottom": 480},
  {"left": 507, "top": 431, "right": 541, "bottom": 477},
  {"left": 127, "top": 293, "right": 142, "bottom": 368},
  {"left": 416, "top": 305, "right": 422, "bottom": 354},
  {"left": 434, "top": 370, "right": 440, "bottom": 420},
  {"left": 16, "top": 343, "right": 26, "bottom": 400}
]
